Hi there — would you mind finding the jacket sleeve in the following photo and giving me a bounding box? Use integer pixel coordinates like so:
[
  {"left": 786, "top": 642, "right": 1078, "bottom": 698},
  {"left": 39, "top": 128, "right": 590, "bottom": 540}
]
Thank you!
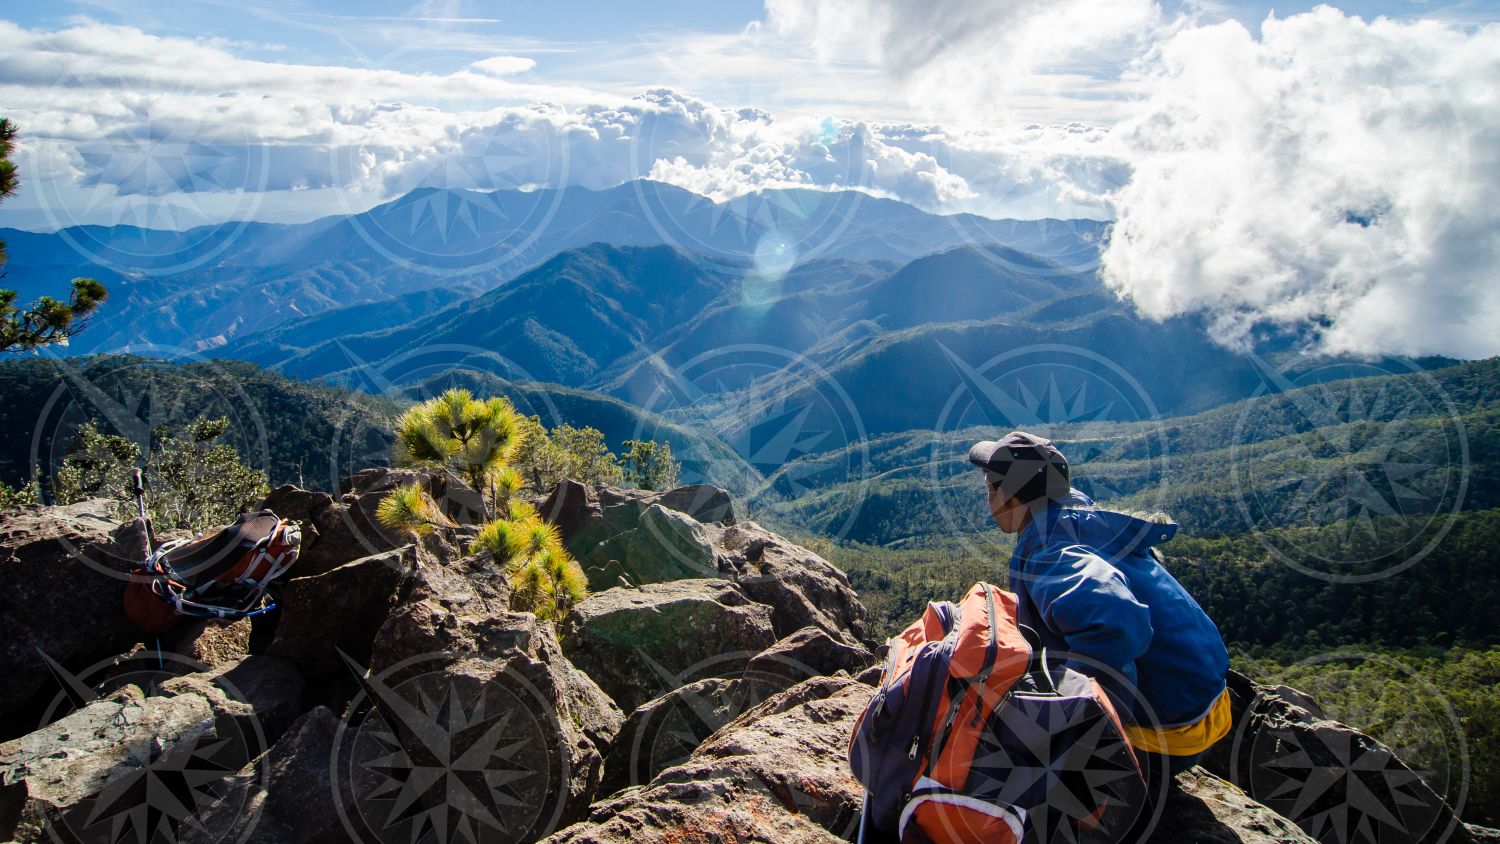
[{"left": 1025, "top": 542, "right": 1153, "bottom": 711}]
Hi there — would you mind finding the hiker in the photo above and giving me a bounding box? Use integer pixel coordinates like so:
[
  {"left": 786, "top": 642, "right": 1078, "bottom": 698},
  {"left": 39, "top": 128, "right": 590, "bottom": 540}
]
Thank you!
[{"left": 969, "top": 431, "right": 1232, "bottom": 790}]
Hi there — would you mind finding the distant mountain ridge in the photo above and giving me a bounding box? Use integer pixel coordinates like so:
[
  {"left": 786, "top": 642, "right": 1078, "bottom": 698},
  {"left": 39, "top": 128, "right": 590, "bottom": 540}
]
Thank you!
[{"left": 0, "top": 180, "right": 1106, "bottom": 355}]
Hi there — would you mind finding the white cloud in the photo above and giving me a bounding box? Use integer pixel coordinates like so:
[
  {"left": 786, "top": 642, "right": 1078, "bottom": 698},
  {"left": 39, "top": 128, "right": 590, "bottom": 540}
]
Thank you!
[
  {"left": 764, "top": 0, "right": 1165, "bottom": 124},
  {"left": 0, "top": 19, "right": 1121, "bottom": 230},
  {"left": 1100, "top": 8, "right": 1500, "bottom": 358},
  {"left": 770, "top": 0, "right": 1500, "bottom": 359}
]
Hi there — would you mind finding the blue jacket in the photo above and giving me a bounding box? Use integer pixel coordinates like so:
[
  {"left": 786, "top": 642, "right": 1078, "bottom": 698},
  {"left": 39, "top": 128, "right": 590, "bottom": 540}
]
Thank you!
[{"left": 1009, "top": 492, "right": 1229, "bottom": 727}]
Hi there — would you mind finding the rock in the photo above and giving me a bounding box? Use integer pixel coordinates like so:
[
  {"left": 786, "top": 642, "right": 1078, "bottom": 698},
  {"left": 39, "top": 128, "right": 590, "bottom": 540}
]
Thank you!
[
  {"left": 552, "top": 677, "right": 1325, "bottom": 844},
  {"left": 597, "top": 628, "right": 866, "bottom": 798},
  {"left": 367, "top": 550, "right": 517, "bottom": 672},
  {"left": 267, "top": 545, "right": 417, "bottom": 706},
  {"left": 1201, "top": 670, "right": 1472, "bottom": 844},
  {"left": 178, "top": 618, "right": 253, "bottom": 667},
  {"left": 544, "top": 676, "right": 868, "bottom": 844},
  {"left": 260, "top": 468, "right": 481, "bottom": 578},
  {"left": 743, "top": 625, "right": 873, "bottom": 691},
  {"left": 719, "top": 520, "right": 868, "bottom": 644},
  {"left": 366, "top": 544, "right": 623, "bottom": 754},
  {"left": 0, "top": 656, "right": 303, "bottom": 844},
  {"left": 543, "top": 482, "right": 867, "bottom": 645},
  {"left": 179, "top": 706, "right": 347, "bottom": 844},
  {"left": 598, "top": 676, "right": 745, "bottom": 798},
  {"left": 1152, "top": 769, "right": 1318, "bottom": 843},
  {"left": 560, "top": 579, "right": 777, "bottom": 713},
  {"left": 335, "top": 652, "right": 611, "bottom": 840},
  {"left": 0, "top": 501, "right": 145, "bottom": 738}
]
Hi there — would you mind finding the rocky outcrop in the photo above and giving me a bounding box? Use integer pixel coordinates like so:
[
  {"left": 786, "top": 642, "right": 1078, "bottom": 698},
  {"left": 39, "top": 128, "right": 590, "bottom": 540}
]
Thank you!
[
  {"left": 554, "top": 676, "right": 1321, "bottom": 844},
  {"left": 598, "top": 625, "right": 872, "bottom": 797},
  {"left": 1202, "top": 670, "right": 1474, "bottom": 844},
  {"left": 545, "top": 676, "right": 870, "bottom": 844},
  {"left": 1154, "top": 769, "right": 1318, "bottom": 844},
  {"left": 0, "top": 501, "right": 146, "bottom": 737},
  {"left": 0, "top": 656, "right": 303, "bottom": 844},
  {"left": 179, "top": 706, "right": 345, "bottom": 844},
  {"left": 543, "top": 480, "right": 867, "bottom": 644},
  {"left": 560, "top": 578, "right": 777, "bottom": 713},
  {"left": 743, "top": 624, "right": 873, "bottom": 691},
  {"left": 1, "top": 477, "right": 1474, "bottom": 844},
  {"left": 266, "top": 545, "right": 417, "bottom": 707}
]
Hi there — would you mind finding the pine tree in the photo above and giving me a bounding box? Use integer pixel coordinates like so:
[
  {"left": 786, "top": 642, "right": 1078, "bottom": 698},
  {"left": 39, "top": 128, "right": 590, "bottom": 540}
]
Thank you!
[{"left": 0, "top": 119, "right": 107, "bottom": 353}]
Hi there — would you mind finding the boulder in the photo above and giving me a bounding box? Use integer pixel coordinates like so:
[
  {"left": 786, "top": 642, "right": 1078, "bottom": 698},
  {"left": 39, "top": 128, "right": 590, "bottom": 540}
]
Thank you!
[
  {"left": 365, "top": 548, "right": 526, "bottom": 672},
  {"left": 267, "top": 545, "right": 417, "bottom": 706},
  {"left": 178, "top": 706, "right": 346, "bottom": 844},
  {"left": 0, "top": 501, "right": 145, "bottom": 738},
  {"left": 550, "top": 677, "right": 1325, "bottom": 844},
  {"left": 560, "top": 579, "right": 777, "bottom": 713},
  {"left": 1201, "top": 671, "right": 1473, "bottom": 844},
  {"left": 743, "top": 625, "right": 873, "bottom": 691},
  {"left": 542, "top": 481, "right": 867, "bottom": 645},
  {"left": 718, "top": 520, "right": 869, "bottom": 644},
  {"left": 178, "top": 618, "right": 253, "bottom": 667},
  {"left": 544, "top": 676, "right": 871, "bottom": 843},
  {"left": 598, "top": 676, "right": 745, "bottom": 798},
  {"left": 598, "top": 627, "right": 868, "bottom": 797},
  {"left": 0, "top": 656, "right": 303, "bottom": 844},
  {"left": 335, "top": 652, "right": 611, "bottom": 840}
]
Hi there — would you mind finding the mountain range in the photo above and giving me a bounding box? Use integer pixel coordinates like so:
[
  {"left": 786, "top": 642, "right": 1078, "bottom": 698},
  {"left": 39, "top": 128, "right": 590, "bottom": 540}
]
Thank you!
[{"left": 0, "top": 180, "right": 1106, "bottom": 355}]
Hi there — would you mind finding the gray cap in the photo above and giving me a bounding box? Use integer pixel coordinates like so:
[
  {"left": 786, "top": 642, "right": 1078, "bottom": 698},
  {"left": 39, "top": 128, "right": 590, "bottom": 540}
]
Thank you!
[{"left": 968, "top": 431, "right": 1071, "bottom": 504}]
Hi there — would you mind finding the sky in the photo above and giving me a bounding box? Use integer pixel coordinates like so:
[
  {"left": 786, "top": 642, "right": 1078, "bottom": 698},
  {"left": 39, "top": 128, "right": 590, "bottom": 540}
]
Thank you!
[{"left": 1, "top": 0, "right": 1498, "bottom": 358}]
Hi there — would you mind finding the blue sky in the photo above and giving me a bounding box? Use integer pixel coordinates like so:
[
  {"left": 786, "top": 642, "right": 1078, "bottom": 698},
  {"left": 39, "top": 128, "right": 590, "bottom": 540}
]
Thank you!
[{"left": 6, "top": 0, "right": 1496, "bottom": 121}]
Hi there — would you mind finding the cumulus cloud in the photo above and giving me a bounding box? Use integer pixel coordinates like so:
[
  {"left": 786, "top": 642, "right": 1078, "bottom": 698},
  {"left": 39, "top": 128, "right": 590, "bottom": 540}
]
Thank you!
[
  {"left": 0, "top": 19, "right": 1118, "bottom": 228},
  {"left": 771, "top": 0, "right": 1500, "bottom": 359},
  {"left": 1101, "top": 8, "right": 1500, "bottom": 358},
  {"left": 765, "top": 0, "right": 1165, "bottom": 123}
]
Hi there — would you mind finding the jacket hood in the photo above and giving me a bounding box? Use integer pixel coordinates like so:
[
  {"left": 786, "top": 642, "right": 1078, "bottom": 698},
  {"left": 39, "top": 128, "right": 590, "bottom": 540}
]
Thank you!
[{"left": 1019, "top": 500, "right": 1179, "bottom": 559}]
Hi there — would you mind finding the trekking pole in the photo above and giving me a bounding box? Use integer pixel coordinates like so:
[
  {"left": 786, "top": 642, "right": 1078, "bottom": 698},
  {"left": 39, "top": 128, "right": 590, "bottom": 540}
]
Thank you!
[
  {"left": 131, "top": 468, "right": 152, "bottom": 557},
  {"left": 131, "top": 468, "right": 166, "bottom": 668}
]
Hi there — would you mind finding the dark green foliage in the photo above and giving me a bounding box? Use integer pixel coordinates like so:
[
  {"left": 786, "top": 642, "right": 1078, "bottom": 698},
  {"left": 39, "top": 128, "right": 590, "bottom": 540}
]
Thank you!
[
  {"left": 0, "top": 355, "right": 397, "bottom": 492},
  {"left": 621, "top": 438, "right": 680, "bottom": 491},
  {"left": 54, "top": 417, "right": 269, "bottom": 532},
  {"left": 0, "top": 118, "right": 107, "bottom": 353},
  {"left": 1168, "top": 506, "right": 1500, "bottom": 653},
  {"left": 0, "top": 473, "right": 40, "bottom": 509},
  {"left": 512, "top": 415, "right": 625, "bottom": 492}
]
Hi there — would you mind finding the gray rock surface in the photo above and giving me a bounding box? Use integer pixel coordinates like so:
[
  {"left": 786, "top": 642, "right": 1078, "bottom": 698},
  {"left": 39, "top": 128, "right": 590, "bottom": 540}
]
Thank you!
[
  {"left": 543, "top": 676, "right": 869, "bottom": 844},
  {"left": 0, "top": 501, "right": 144, "bottom": 735},
  {"left": 542, "top": 481, "right": 867, "bottom": 645},
  {"left": 0, "top": 656, "right": 303, "bottom": 844},
  {"left": 560, "top": 579, "right": 777, "bottom": 713}
]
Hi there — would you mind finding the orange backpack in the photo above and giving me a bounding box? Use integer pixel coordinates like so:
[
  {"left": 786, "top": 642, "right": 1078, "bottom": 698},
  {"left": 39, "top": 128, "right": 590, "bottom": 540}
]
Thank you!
[{"left": 849, "top": 582, "right": 1146, "bottom": 843}]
